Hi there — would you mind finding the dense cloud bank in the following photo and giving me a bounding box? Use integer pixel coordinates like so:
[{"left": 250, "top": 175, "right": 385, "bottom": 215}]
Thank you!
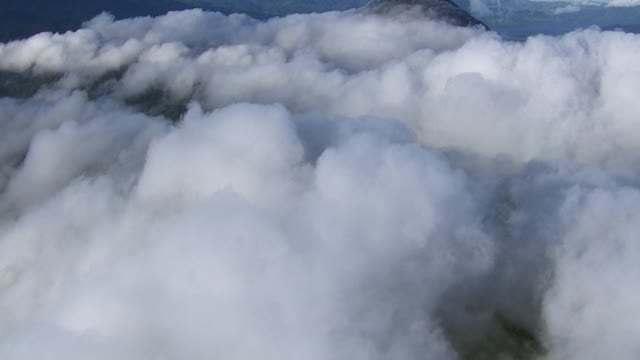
[{"left": 1, "top": 9, "right": 640, "bottom": 360}]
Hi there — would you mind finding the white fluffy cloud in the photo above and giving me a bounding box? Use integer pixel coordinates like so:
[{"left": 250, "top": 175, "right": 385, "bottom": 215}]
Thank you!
[
  {"left": 1, "top": 8, "right": 640, "bottom": 360},
  {"left": 553, "top": 4, "right": 582, "bottom": 14},
  {"left": 530, "top": 0, "right": 640, "bottom": 8},
  {"left": 608, "top": 0, "right": 640, "bottom": 7}
]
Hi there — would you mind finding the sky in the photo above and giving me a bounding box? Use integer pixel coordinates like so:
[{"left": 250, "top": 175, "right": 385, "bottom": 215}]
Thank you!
[{"left": 1, "top": 4, "right": 640, "bottom": 360}]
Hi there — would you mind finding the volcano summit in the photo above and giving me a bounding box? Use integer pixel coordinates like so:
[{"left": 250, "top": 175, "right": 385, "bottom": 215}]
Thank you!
[{"left": 366, "top": 0, "right": 488, "bottom": 28}]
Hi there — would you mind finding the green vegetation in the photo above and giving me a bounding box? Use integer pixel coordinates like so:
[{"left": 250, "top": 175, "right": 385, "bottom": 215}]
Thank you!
[
  {"left": 125, "top": 87, "right": 189, "bottom": 121},
  {"left": 0, "top": 71, "right": 62, "bottom": 98},
  {"left": 442, "top": 310, "right": 546, "bottom": 360}
]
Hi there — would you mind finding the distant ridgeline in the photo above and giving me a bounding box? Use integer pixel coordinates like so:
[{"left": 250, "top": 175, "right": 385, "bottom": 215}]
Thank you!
[
  {"left": 453, "top": 0, "right": 640, "bottom": 39},
  {"left": 2, "top": 0, "right": 640, "bottom": 44},
  {"left": 0, "top": 0, "right": 369, "bottom": 43}
]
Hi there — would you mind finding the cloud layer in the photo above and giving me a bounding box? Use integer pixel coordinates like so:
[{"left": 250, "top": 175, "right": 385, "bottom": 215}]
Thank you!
[
  {"left": 1, "top": 9, "right": 640, "bottom": 360},
  {"left": 528, "top": 0, "right": 640, "bottom": 8}
]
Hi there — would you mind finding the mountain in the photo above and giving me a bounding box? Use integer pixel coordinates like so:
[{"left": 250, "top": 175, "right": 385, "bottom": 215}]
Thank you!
[
  {"left": 454, "top": 0, "right": 640, "bottom": 39},
  {"left": 365, "top": 0, "right": 488, "bottom": 28}
]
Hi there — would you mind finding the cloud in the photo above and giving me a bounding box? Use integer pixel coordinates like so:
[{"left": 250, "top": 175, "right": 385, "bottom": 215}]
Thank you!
[
  {"left": 1, "top": 8, "right": 640, "bottom": 360},
  {"left": 470, "top": 0, "right": 494, "bottom": 16},
  {"left": 545, "top": 186, "right": 640, "bottom": 359},
  {"left": 608, "top": 0, "right": 640, "bottom": 7},
  {"left": 529, "top": 0, "right": 640, "bottom": 8},
  {"left": 554, "top": 4, "right": 582, "bottom": 14},
  {"left": 0, "top": 99, "right": 492, "bottom": 360}
]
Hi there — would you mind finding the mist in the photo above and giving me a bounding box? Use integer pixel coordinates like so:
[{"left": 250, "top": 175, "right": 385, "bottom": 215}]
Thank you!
[{"left": 1, "top": 9, "right": 640, "bottom": 360}]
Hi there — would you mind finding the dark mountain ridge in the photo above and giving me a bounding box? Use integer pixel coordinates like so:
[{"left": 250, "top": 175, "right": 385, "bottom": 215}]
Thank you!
[{"left": 365, "top": 0, "right": 488, "bottom": 28}]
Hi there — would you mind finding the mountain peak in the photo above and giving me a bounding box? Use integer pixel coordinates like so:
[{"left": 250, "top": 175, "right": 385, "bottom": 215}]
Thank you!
[{"left": 365, "top": 0, "right": 488, "bottom": 28}]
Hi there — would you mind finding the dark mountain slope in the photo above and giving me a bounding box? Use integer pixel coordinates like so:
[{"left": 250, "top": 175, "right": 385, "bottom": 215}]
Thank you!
[{"left": 366, "top": 0, "right": 488, "bottom": 28}]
